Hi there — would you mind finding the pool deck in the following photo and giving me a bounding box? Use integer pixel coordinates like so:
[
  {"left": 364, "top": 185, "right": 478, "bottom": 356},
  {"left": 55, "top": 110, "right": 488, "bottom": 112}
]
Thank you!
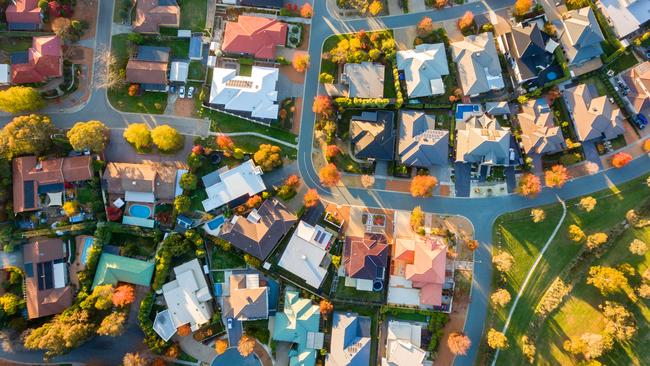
[{"left": 69, "top": 235, "right": 93, "bottom": 288}]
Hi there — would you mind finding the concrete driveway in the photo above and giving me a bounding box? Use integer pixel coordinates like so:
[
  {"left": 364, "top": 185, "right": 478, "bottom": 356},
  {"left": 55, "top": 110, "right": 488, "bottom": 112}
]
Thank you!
[{"left": 393, "top": 27, "right": 417, "bottom": 51}]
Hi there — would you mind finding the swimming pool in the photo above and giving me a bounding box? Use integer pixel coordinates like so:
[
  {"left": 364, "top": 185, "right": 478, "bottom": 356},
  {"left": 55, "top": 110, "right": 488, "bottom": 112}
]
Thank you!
[
  {"left": 455, "top": 104, "right": 481, "bottom": 120},
  {"left": 207, "top": 215, "right": 225, "bottom": 231},
  {"left": 211, "top": 348, "right": 261, "bottom": 366},
  {"left": 81, "top": 237, "right": 95, "bottom": 264},
  {"left": 129, "top": 204, "right": 152, "bottom": 218},
  {"left": 547, "top": 71, "right": 558, "bottom": 81}
]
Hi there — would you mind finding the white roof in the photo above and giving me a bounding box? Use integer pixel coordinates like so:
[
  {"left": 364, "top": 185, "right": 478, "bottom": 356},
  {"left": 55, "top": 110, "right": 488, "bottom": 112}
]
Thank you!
[
  {"left": 53, "top": 262, "right": 66, "bottom": 288},
  {"left": 209, "top": 66, "right": 280, "bottom": 119},
  {"left": 387, "top": 284, "right": 421, "bottom": 307},
  {"left": 153, "top": 310, "right": 177, "bottom": 341},
  {"left": 384, "top": 321, "right": 425, "bottom": 366},
  {"left": 278, "top": 221, "right": 330, "bottom": 288},
  {"left": 0, "top": 64, "right": 9, "bottom": 84},
  {"left": 161, "top": 259, "right": 213, "bottom": 331},
  {"left": 113, "top": 197, "right": 125, "bottom": 208},
  {"left": 396, "top": 43, "right": 450, "bottom": 98},
  {"left": 178, "top": 30, "right": 192, "bottom": 38},
  {"left": 175, "top": 169, "right": 187, "bottom": 197},
  {"left": 125, "top": 190, "right": 156, "bottom": 203},
  {"left": 47, "top": 192, "right": 62, "bottom": 207},
  {"left": 170, "top": 61, "right": 189, "bottom": 82},
  {"left": 599, "top": 0, "right": 650, "bottom": 38},
  {"left": 202, "top": 159, "right": 266, "bottom": 212}
]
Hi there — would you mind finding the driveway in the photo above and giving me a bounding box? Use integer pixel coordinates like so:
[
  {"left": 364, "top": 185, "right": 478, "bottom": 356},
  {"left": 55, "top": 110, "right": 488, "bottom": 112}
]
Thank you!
[
  {"left": 277, "top": 72, "right": 305, "bottom": 103},
  {"left": 104, "top": 129, "right": 194, "bottom": 165},
  {"left": 582, "top": 141, "right": 604, "bottom": 169},
  {"left": 453, "top": 162, "right": 472, "bottom": 197},
  {"left": 226, "top": 318, "right": 243, "bottom": 346},
  {"left": 409, "top": 0, "right": 426, "bottom": 13},
  {"left": 393, "top": 27, "right": 417, "bottom": 51}
]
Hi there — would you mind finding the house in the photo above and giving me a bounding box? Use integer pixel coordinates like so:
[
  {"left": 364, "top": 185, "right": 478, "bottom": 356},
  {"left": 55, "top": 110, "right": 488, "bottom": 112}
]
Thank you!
[
  {"left": 350, "top": 111, "right": 396, "bottom": 161},
  {"left": 132, "top": 0, "right": 180, "bottom": 34},
  {"left": 396, "top": 43, "right": 450, "bottom": 98},
  {"left": 169, "top": 61, "right": 189, "bottom": 83},
  {"left": 598, "top": 0, "right": 650, "bottom": 39},
  {"left": 272, "top": 289, "right": 323, "bottom": 366},
  {"left": 222, "top": 272, "right": 269, "bottom": 321},
  {"left": 559, "top": 7, "right": 605, "bottom": 68},
  {"left": 11, "top": 35, "right": 62, "bottom": 84},
  {"left": 13, "top": 155, "right": 93, "bottom": 214},
  {"left": 208, "top": 66, "right": 280, "bottom": 122},
  {"left": 398, "top": 110, "right": 449, "bottom": 169},
  {"left": 126, "top": 46, "right": 170, "bottom": 92},
  {"left": 485, "top": 101, "right": 511, "bottom": 116},
  {"left": 564, "top": 83, "right": 625, "bottom": 142},
  {"left": 381, "top": 320, "right": 426, "bottom": 366},
  {"left": 91, "top": 252, "right": 155, "bottom": 289},
  {"left": 221, "top": 15, "right": 287, "bottom": 59},
  {"left": 342, "top": 62, "right": 385, "bottom": 98},
  {"left": 201, "top": 160, "right": 266, "bottom": 212},
  {"left": 451, "top": 32, "right": 504, "bottom": 96},
  {"left": 153, "top": 259, "right": 213, "bottom": 341},
  {"left": 505, "top": 23, "right": 558, "bottom": 84},
  {"left": 278, "top": 221, "right": 332, "bottom": 289},
  {"left": 455, "top": 104, "right": 513, "bottom": 167},
  {"left": 326, "top": 312, "right": 371, "bottom": 366},
  {"left": 0, "top": 64, "right": 9, "bottom": 85},
  {"left": 218, "top": 198, "right": 297, "bottom": 260},
  {"left": 517, "top": 99, "right": 565, "bottom": 155},
  {"left": 620, "top": 61, "right": 650, "bottom": 118},
  {"left": 6, "top": 0, "right": 41, "bottom": 30},
  {"left": 23, "top": 238, "right": 73, "bottom": 319},
  {"left": 343, "top": 233, "right": 389, "bottom": 292}
]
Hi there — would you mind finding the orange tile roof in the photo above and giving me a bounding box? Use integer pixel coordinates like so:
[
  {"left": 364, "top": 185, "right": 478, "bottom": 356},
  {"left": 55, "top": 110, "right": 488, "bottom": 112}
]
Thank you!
[
  {"left": 132, "top": 0, "right": 180, "bottom": 34},
  {"left": 399, "top": 236, "right": 447, "bottom": 306},
  {"left": 221, "top": 15, "right": 287, "bottom": 59}
]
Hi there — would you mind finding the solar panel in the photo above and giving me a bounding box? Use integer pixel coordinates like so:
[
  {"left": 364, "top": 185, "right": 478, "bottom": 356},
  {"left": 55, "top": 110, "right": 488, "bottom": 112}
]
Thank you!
[
  {"left": 37, "top": 262, "right": 54, "bottom": 291},
  {"left": 23, "top": 181, "right": 35, "bottom": 209}
]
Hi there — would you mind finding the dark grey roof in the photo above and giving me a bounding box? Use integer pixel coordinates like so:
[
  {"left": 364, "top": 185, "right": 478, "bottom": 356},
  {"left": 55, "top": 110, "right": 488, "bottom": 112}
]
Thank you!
[
  {"left": 398, "top": 110, "right": 449, "bottom": 168},
  {"left": 239, "top": 0, "right": 283, "bottom": 8},
  {"left": 350, "top": 111, "right": 396, "bottom": 161},
  {"left": 136, "top": 46, "right": 171, "bottom": 62},
  {"left": 507, "top": 23, "right": 553, "bottom": 81}
]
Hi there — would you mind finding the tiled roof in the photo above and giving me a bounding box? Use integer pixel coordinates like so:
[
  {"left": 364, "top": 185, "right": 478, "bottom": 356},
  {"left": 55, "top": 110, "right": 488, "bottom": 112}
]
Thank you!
[
  {"left": 6, "top": 0, "right": 41, "bottom": 26},
  {"left": 272, "top": 290, "right": 321, "bottom": 366},
  {"left": 221, "top": 15, "right": 287, "bottom": 59},
  {"left": 91, "top": 253, "right": 155, "bottom": 289},
  {"left": 518, "top": 99, "right": 565, "bottom": 155},
  {"left": 103, "top": 162, "right": 180, "bottom": 201},
  {"left": 564, "top": 83, "right": 625, "bottom": 141},
  {"left": 350, "top": 111, "right": 396, "bottom": 161},
  {"left": 398, "top": 110, "right": 449, "bottom": 168},
  {"left": 11, "top": 36, "right": 62, "bottom": 84},
  {"left": 344, "top": 233, "right": 389, "bottom": 281},
  {"left": 133, "top": 0, "right": 180, "bottom": 34}
]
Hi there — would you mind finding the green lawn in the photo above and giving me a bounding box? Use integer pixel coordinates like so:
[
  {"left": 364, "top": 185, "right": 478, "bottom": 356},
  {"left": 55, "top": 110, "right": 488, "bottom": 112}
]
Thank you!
[
  {"left": 108, "top": 84, "right": 168, "bottom": 114},
  {"left": 211, "top": 247, "right": 245, "bottom": 269},
  {"left": 205, "top": 109, "right": 297, "bottom": 145},
  {"left": 239, "top": 63, "right": 252, "bottom": 77},
  {"left": 244, "top": 320, "right": 270, "bottom": 344},
  {"left": 607, "top": 49, "right": 639, "bottom": 73},
  {"left": 177, "top": 0, "right": 207, "bottom": 31},
  {"left": 230, "top": 136, "right": 297, "bottom": 160},
  {"left": 76, "top": 187, "right": 96, "bottom": 205},
  {"left": 188, "top": 61, "right": 206, "bottom": 81},
  {"left": 0, "top": 36, "right": 32, "bottom": 53},
  {"left": 383, "top": 64, "right": 397, "bottom": 98},
  {"left": 332, "top": 152, "right": 363, "bottom": 174},
  {"left": 333, "top": 278, "right": 384, "bottom": 303},
  {"left": 144, "top": 38, "right": 190, "bottom": 59},
  {"left": 482, "top": 174, "right": 650, "bottom": 365},
  {"left": 189, "top": 189, "right": 208, "bottom": 212}
]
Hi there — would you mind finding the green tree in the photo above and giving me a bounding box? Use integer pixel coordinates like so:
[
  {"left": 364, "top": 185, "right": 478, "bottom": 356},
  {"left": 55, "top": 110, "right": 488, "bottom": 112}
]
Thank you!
[
  {"left": 0, "top": 114, "right": 55, "bottom": 158},
  {"left": 253, "top": 144, "right": 283, "bottom": 172},
  {"left": 174, "top": 195, "right": 190, "bottom": 213},
  {"left": 0, "top": 87, "right": 45, "bottom": 114},
  {"left": 0, "top": 293, "right": 25, "bottom": 316},
  {"left": 23, "top": 309, "right": 97, "bottom": 359},
  {"left": 163, "top": 233, "right": 190, "bottom": 257},
  {"left": 67, "top": 120, "right": 110, "bottom": 152},
  {"left": 179, "top": 172, "right": 198, "bottom": 191},
  {"left": 123, "top": 123, "right": 152, "bottom": 151},
  {"left": 244, "top": 254, "right": 262, "bottom": 267},
  {"left": 151, "top": 125, "right": 183, "bottom": 153}
]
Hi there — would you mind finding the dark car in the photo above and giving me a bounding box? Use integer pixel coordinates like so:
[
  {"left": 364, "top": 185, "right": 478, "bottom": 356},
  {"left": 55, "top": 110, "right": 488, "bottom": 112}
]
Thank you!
[{"left": 635, "top": 114, "right": 648, "bottom": 130}]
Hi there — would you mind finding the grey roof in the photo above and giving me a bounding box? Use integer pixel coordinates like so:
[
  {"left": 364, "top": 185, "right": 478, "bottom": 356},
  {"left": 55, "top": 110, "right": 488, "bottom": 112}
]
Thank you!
[
  {"left": 398, "top": 110, "right": 449, "bottom": 168},
  {"left": 136, "top": 46, "right": 170, "bottom": 62},
  {"left": 350, "top": 111, "right": 396, "bottom": 161},
  {"left": 343, "top": 62, "right": 385, "bottom": 98},
  {"left": 170, "top": 61, "right": 188, "bottom": 82},
  {"left": 396, "top": 43, "right": 450, "bottom": 98},
  {"left": 485, "top": 101, "right": 511, "bottom": 115},
  {"left": 559, "top": 7, "right": 605, "bottom": 66},
  {"left": 326, "top": 312, "right": 371, "bottom": 366},
  {"left": 564, "top": 83, "right": 625, "bottom": 141},
  {"left": 599, "top": 0, "right": 650, "bottom": 38},
  {"left": 455, "top": 113, "right": 512, "bottom": 165},
  {"left": 451, "top": 32, "right": 505, "bottom": 96},
  {"left": 506, "top": 23, "right": 554, "bottom": 81},
  {"left": 517, "top": 99, "right": 565, "bottom": 155}
]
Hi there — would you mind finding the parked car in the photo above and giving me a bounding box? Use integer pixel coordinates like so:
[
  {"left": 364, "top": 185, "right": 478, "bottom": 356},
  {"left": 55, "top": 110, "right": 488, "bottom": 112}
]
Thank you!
[
  {"left": 636, "top": 114, "right": 648, "bottom": 129},
  {"left": 179, "top": 86, "right": 185, "bottom": 98},
  {"left": 227, "top": 318, "right": 233, "bottom": 329},
  {"left": 169, "top": 85, "right": 176, "bottom": 94},
  {"left": 188, "top": 86, "right": 195, "bottom": 98}
]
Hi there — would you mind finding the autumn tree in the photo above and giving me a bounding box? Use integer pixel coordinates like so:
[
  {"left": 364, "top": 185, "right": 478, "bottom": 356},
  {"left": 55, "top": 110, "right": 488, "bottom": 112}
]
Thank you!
[
  {"left": 246, "top": 195, "right": 263, "bottom": 209},
  {"left": 417, "top": 16, "right": 434, "bottom": 36},
  {"left": 361, "top": 174, "right": 375, "bottom": 188},
  {"left": 177, "top": 323, "right": 191, "bottom": 336},
  {"left": 563, "top": 333, "right": 612, "bottom": 360},
  {"left": 300, "top": 2, "right": 313, "bottom": 17},
  {"left": 487, "top": 328, "right": 508, "bottom": 349},
  {"left": 410, "top": 206, "right": 425, "bottom": 232},
  {"left": 216, "top": 135, "right": 235, "bottom": 156},
  {"left": 319, "top": 163, "right": 340, "bottom": 187},
  {"left": 586, "top": 232, "right": 608, "bottom": 250},
  {"left": 319, "top": 72, "right": 334, "bottom": 83},
  {"left": 587, "top": 266, "right": 628, "bottom": 295},
  {"left": 0, "top": 114, "right": 55, "bottom": 158},
  {"left": 123, "top": 123, "right": 152, "bottom": 151},
  {"left": 215, "top": 338, "right": 229, "bottom": 355},
  {"left": 513, "top": 0, "right": 533, "bottom": 16},
  {"left": 66, "top": 120, "right": 109, "bottom": 153},
  {"left": 112, "top": 284, "right": 136, "bottom": 307},
  {"left": 447, "top": 332, "right": 471, "bottom": 355},
  {"left": 629, "top": 239, "right": 648, "bottom": 255},
  {"left": 63, "top": 201, "right": 79, "bottom": 217},
  {"left": 254, "top": 144, "right": 283, "bottom": 172},
  {"left": 284, "top": 174, "right": 300, "bottom": 189},
  {"left": 319, "top": 299, "right": 334, "bottom": 320},
  {"left": 123, "top": 353, "right": 149, "bottom": 366},
  {"left": 611, "top": 152, "right": 632, "bottom": 168},
  {"left": 531, "top": 208, "right": 546, "bottom": 223},
  {"left": 238, "top": 334, "right": 256, "bottom": 357},
  {"left": 151, "top": 125, "right": 183, "bottom": 153},
  {"left": 643, "top": 138, "right": 650, "bottom": 152},
  {"left": 545, "top": 164, "right": 570, "bottom": 188},
  {"left": 600, "top": 301, "right": 636, "bottom": 341},
  {"left": 96, "top": 311, "right": 127, "bottom": 337},
  {"left": 0, "top": 87, "right": 45, "bottom": 114},
  {"left": 638, "top": 284, "right": 650, "bottom": 299},
  {"left": 128, "top": 84, "right": 139, "bottom": 96},
  {"left": 0, "top": 293, "right": 25, "bottom": 316},
  {"left": 466, "top": 239, "right": 479, "bottom": 251},
  {"left": 313, "top": 96, "right": 334, "bottom": 117},
  {"left": 434, "top": 0, "right": 447, "bottom": 8},
  {"left": 24, "top": 308, "right": 97, "bottom": 359},
  {"left": 517, "top": 173, "right": 542, "bottom": 197},
  {"left": 579, "top": 196, "right": 597, "bottom": 212},
  {"left": 521, "top": 335, "right": 536, "bottom": 364},
  {"left": 325, "top": 145, "right": 340, "bottom": 160},
  {"left": 410, "top": 175, "right": 438, "bottom": 197},
  {"left": 457, "top": 11, "right": 475, "bottom": 31},
  {"left": 179, "top": 172, "right": 198, "bottom": 191},
  {"left": 292, "top": 54, "right": 310, "bottom": 73},
  {"left": 303, "top": 188, "right": 320, "bottom": 208},
  {"left": 368, "top": 0, "right": 382, "bottom": 16},
  {"left": 493, "top": 251, "right": 514, "bottom": 272},
  {"left": 491, "top": 288, "right": 512, "bottom": 307},
  {"left": 568, "top": 224, "right": 586, "bottom": 242},
  {"left": 626, "top": 209, "right": 639, "bottom": 225},
  {"left": 174, "top": 195, "right": 191, "bottom": 213}
]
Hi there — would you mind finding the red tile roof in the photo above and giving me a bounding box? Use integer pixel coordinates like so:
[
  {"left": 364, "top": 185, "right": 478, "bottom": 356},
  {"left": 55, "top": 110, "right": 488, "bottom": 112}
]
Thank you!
[
  {"left": 6, "top": 0, "right": 41, "bottom": 25},
  {"left": 222, "top": 15, "right": 288, "bottom": 59},
  {"left": 11, "top": 35, "right": 62, "bottom": 84},
  {"left": 126, "top": 60, "right": 169, "bottom": 84},
  {"left": 344, "top": 233, "right": 389, "bottom": 280},
  {"left": 133, "top": 0, "right": 180, "bottom": 34}
]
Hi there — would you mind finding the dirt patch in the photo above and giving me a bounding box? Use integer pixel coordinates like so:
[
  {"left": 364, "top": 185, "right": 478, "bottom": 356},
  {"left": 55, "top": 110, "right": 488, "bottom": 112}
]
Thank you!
[
  {"left": 385, "top": 179, "right": 411, "bottom": 193},
  {"left": 174, "top": 98, "right": 196, "bottom": 117},
  {"left": 280, "top": 62, "right": 306, "bottom": 84},
  {"left": 75, "top": 0, "right": 99, "bottom": 40}
]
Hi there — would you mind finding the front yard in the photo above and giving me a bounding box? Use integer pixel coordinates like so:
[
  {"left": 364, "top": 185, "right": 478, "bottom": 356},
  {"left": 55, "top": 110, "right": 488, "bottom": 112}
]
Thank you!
[{"left": 108, "top": 85, "right": 168, "bottom": 114}]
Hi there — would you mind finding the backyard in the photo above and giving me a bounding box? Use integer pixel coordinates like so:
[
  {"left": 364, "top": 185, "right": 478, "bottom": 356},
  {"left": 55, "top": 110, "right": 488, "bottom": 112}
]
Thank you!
[
  {"left": 177, "top": 0, "right": 207, "bottom": 32},
  {"left": 211, "top": 245, "right": 246, "bottom": 270},
  {"left": 188, "top": 61, "right": 206, "bottom": 81},
  {"left": 0, "top": 36, "right": 32, "bottom": 54},
  {"left": 333, "top": 279, "right": 384, "bottom": 303}
]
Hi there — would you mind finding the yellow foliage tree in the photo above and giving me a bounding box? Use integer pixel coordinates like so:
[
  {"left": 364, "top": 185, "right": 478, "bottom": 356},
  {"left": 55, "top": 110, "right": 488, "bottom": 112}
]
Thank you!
[
  {"left": 513, "top": 0, "right": 533, "bottom": 15},
  {"left": 0, "top": 86, "right": 45, "bottom": 114},
  {"left": 487, "top": 328, "right": 508, "bottom": 349},
  {"left": 151, "top": 125, "right": 183, "bottom": 153},
  {"left": 368, "top": 0, "right": 382, "bottom": 16},
  {"left": 63, "top": 201, "right": 79, "bottom": 217},
  {"left": 123, "top": 123, "right": 152, "bottom": 151},
  {"left": 67, "top": 120, "right": 110, "bottom": 152}
]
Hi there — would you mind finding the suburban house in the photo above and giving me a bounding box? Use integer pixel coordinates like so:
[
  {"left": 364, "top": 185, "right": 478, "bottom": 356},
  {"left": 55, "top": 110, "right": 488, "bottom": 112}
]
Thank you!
[
  {"left": 342, "top": 62, "right": 385, "bottom": 98},
  {"left": 11, "top": 35, "right": 62, "bottom": 84},
  {"left": 396, "top": 43, "right": 450, "bottom": 98},
  {"left": 485, "top": 101, "right": 511, "bottom": 116},
  {"left": 221, "top": 15, "right": 287, "bottom": 59},
  {"left": 221, "top": 272, "right": 269, "bottom": 321},
  {"left": 221, "top": 0, "right": 283, "bottom": 8},
  {"left": 278, "top": 221, "right": 333, "bottom": 289},
  {"left": 504, "top": 22, "right": 558, "bottom": 84},
  {"left": 91, "top": 252, "right": 155, "bottom": 289},
  {"left": 350, "top": 111, "right": 396, "bottom": 161},
  {"left": 153, "top": 259, "right": 213, "bottom": 341},
  {"left": 208, "top": 66, "right": 280, "bottom": 122},
  {"left": 272, "top": 289, "right": 323, "bottom": 366},
  {"left": 398, "top": 110, "right": 449, "bottom": 169},
  {"left": 455, "top": 104, "right": 513, "bottom": 168},
  {"left": 6, "top": 0, "right": 41, "bottom": 30},
  {"left": 564, "top": 83, "right": 625, "bottom": 142},
  {"left": 517, "top": 98, "right": 565, "bottom": 156},
  {"left": 326, "top": 312, "right": 371, "bottom": 366},
  {"left": 451, "top": 32, "right": 505, "bottom": 97},
  {"left": 125, "top": 46, "right": 170, "bottom": 92},
  {"left": 620, "top": 61, "right": 650, "bottom": 118},
  {"left": 381, "top": 320, "right": 426, "bottom": 366},
  {"left": 558, "top": 7, "right": 605, "bottom": 69},
  {"left": 343, "top": 233, "right": 389, "bottom": 292},
  {"left": 201, "top": 159, "right": 266, "bottom": 212},
  {"left": 218, "top": 198, "right": 297, "bottom": 260},
  {"left": 13, "top": 155, "right": 93, "bottom": 215},
  {"left": 170, "top": 61, "right": 189, "bottom": 84},
  {"left": 598, "top": 0, "right": 650, "bottom": 39},
  {"left": 132, "top": 0, "right": 180, "bottom": 34},
  {"left": 23, "top": 238, "right": 73, "bottom": 319}
]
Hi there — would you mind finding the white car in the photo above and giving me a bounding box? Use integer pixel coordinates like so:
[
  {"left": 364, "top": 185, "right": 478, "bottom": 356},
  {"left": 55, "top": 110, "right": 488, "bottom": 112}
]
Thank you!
[
  {"left": 179, "top": 86, "right": 186, "bottom": 98},
  {"left": 188, "top": 86, "right": 195, "bottom": 98},
  {"left": 227, "top": 318, "right": 233, "bottom": 330}
]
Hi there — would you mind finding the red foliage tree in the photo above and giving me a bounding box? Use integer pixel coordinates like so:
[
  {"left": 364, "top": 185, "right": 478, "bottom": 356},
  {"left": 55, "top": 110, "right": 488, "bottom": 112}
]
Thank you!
[
  {"left": 106, "top": 206, "right": 122, "bottom": 222},
  {"left": 284, "top": 174, "right": 300, "bottom": 189},
  {"left": 325, "top": 145, "right": 340, "bottom": 160},
  {"left": 518, "top": 173, "right": 542, "bottom": 197},
  {"left": 191, "top": 145, "right": 204, "bottom": 155},
  {"left": 216, "top": 135, "right": 235, "bottom": 155},
  {"left": 544, "top": 164, "right": 570, "bottom": 188},
  {"left": 312, "top": 96, "right": 334, "bottom": 117},
  {"left": 246, "top": 195, "right": 263, "bottom": 209},
  {"left": 112, "top": 284, "right": 136, "bottom": 307},
  {"left": 304, "top": 188, "right": 320, "bottom": 208},
  {"left": 410, "top": 175, "right": 438, "bottom": 197},
  {"left": 319, "top": 163, "right": 340, "bottom": 187},
  {"left": 611, "top": 152, "right": 632, "bottom": 168}
]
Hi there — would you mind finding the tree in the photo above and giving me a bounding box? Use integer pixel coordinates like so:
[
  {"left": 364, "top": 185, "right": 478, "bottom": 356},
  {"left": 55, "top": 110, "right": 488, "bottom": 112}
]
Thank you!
[
  {"left": 457, "top": 11, "right": 475, "bottom": 31},
  {"left": 63, "top": 201, "right": 79, "bottom": 217},
  {"left": 123, "top": 353, "right": 149, "bottom": 366},
  {"left": 151, "top": 125, "right": 183, "bottom": 153},
  {"left": 410, "top": 175, "right": 438, "bottom": 197},
  {"left": 254, "top": 144, "right": 283, "bottom": 172},
  {"left": 600, "top": 301, "right": 636, "bottom": 341},
  {"left": 319, "top": 163, "right": 340, "bottom": 187},
  {"left": 568, "top": 224, "right": 586, "bottom": 242},
  {"left": 410, "top": 206, "right": 425, "bottom": 232},
  {"left": 626, "top": 209, "right": 639, "bottom": 225},
  {"left": 331, "top": 255, "right": 341, "bottom": 268},
  {"left": 112, "top": 284, "right": 136, "bottom": 307},
  {"left": 319, "top": 72, "right": 334, "bottom": 83},
  {"left": 128, "top": 84, "right": 139, "bottom": 98},
  {"left": 361, "top": 174, "right": 375, "bottom": 188},
  {"left": 434, "top": 0, "right": 448, "bottom": 8},
  {"left": 179, "top": 172, "right": 198, "bottom": 191},
  {"left": 216, "top": 135, "right": 235, "bottom": 156},
  {"left": 96, "top": 311, "right": 127, "bottom": 336},
  {"left": 487, "top": 328, "right": 508, "bottom": 349},
  {"left": 544, "top": 165, "right": 570, "bottom": 188},
  {"left": 300, "top": 2, "right": 312, "bottom": 17},
  {"left": 177, "top": 323, "right": 191, "bottom": 336},
  {"left": 292, "top": 54, "right": 310, "bottom": 73},
  {"left": 543, "top": 21, "right": 557, "bottom": 36},
  {"left": 447, "top": 332, "right": 471, "bottom": 355},
  {"left": 215, "top": 338, "right": 229, "bottom": 355},
  {"left": 517, "top": 174, "right": 542, "bottom": 197},
  {"left": 52, "top": 17, "right": 73, "bottom": 40},
  {"left": 319, "top": 300, "right": 333, "bottom": 319},
  {"left": 587, "top": 266, "right": 628, "bottom": 295},
  {"left": 586, "top": 232, "right": 608, "bottom": 250},
  {"left": 368, "top": 0, "right": 382, "bottom": 15},
  {"left": 563, "top": 333, "right": 612, "bottom": 360},
  {"left": 95, "top": 49, "right": 125, "bottom": 90},
  {"left": 238, "top": 334, "right": 256, "bottom": 357},
  {"left": 163, "top": 233, "right": 190, "bottom": 257},
  {"left": 243, "top": 254, "right": 261, "bottom": 267},
  {"left": 67, "top": 120, "right": 109, "bottom": 152},
  {"left": 303, "top": 188, "right": 320, "bottom": 208},
  {"left": 174, "top": 195, "right": 191, "bottom": 213},
  {"left": 417, "top": 16, "right": 434, "bottom": 36},
  {"left": 531, "top": 208, "right": 546, "bottom": 223},
  {"left": 246, "top": 195, "right": 262, "bottom": 209},
  {"left": 521, "top": 335, "right": 536, "bottom": 364},
  {"left": 369, "top": 48, "right": 381, "bottom": 61},
  {"left": 513, "top": 0, "right": 533, "bottom": 15},
  {"left": 284, "top": 174, "right": 300, "bottom": 189},
  {"left": 0, "top": 87, "right": 45, "bottom": 114},
  {"left": 493, "top": 251, "right": 514, "bottom": 272},
  {"left": 313, "top": 96, "right": 334, "bottom": 117},
  {"left": 0, "top": 114, "right": 54, "bottom": 158},
  {"left": 123, "top": 123, "right": 152, "bottom": 151},
  {"left": 0, "top": 293, "right": 25, "bottom": 316},
  {"left": 24, "top": 308, "right": 97, "bottom": 359},
  {"left": 643, "top": 138, "right": 650, "bottom": 152},
  {"left": 80, "top": 284, "right": 114, "bottom": 311},
  {"left": 611, "top": 152, "right": 632, "bottom": 168},
  {"left": 466, "top": 239, "right": 479, "bottom": 251},
  {"left": 325, "top": 145, "right": 340, "bottom": 160},
  {"left": 579, "top": 196, "right": 597, "bottom": 212},
  {"left": 638, "top": 284, "right": 650, "bottom": 299},
  {"left": 491, "top": 288, "right": 512, "bottom": 307},
  {"left": 629, "top": 239, "right": 648, "bottom": 255}
]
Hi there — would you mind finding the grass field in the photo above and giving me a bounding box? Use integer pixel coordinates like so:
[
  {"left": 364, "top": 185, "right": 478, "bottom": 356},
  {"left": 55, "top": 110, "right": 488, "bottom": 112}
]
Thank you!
[
  {"left": 0, "top": 36, "right": 32, "bottom": 53},
  {"left": 188, "top": 61, "right": 206, "bottom": 81},
  {"left": 177, "top": 0, "right": 207, "bottom": 31},
  {"left": 206, "top": 110, "right": 297, "bottom": 145},
  {"left": 108, "top": 85, "right": 168, "bottom": 114}
]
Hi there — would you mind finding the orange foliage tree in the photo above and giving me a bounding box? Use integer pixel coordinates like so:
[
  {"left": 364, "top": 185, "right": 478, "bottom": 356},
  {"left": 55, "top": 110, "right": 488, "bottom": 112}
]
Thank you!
[
  {"left": 434, "top": 0, "right": 447, "bottom": 8},
  {"left": 313, "top": 96, "right": 334, "bottom": 117},
  {"left": 284, "top": 174, "right": 300, "bottom": 189},
  {"left": 304, "top": 188, "right": 320, "bottom": 208},
  {"left": 643, "top": 139, "right": 650, "bottom": 152},
  {"left": 417, "top": 17, "right": 434, "bottom": 36},
  {"left": 216, "top": 135, "right": 235, "bottom": 156},
  {"left": 112, "top": 284, "right": 136, "bottom": 307},
  {"left": 128, "top": 84, "right": 139, "bottom": 96},
  {"left": 215, "top": 339, "right": 229, "bottom": 355},
  {"left": 518, "top": 173, "right": 542, "bottom": 197},
  {"left": 513, "top": 0, "right": 533, "bottom": 16},
  {"left": 410, "top": 175, "right": 438, "bottom": 197},
  {"left": 611, "top": 152, "right": 632, "bottom": 168},
  {"left": 319, "top": 163, "right": 340, "bottom": 187},
  {"left": 292, "top": 54, "right": 310, "bottom": 73},
  {"left": 457, "top": 11, "right": 475, "bottom": 31},
  {"left": 177, "top": 324, "right": 191, "bottom": 337},
  {"left": 448, "top": 332, "right": 471, "bottom": 355},
  {"left": 544, "top": 164, "right": 570, "bottom": 188},
  {"left": 319, "top": 299, "right": 334, "bottom": 320},
  {"left": 246, "top": 195, "right": 263, "bottom": 209},
  {"left": 238, "top": 335, "right": 255, "bottom": 357},
  {"left": 325, "top": 145, "right": 340, "bottom": 160},
  {"left": 300, "top": 3, "right": 313, "bottom": 17}
]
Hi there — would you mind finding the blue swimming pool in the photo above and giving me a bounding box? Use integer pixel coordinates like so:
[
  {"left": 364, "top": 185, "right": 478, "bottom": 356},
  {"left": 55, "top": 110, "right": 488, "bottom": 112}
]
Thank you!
[
  {"left": 455, "top": 104, "right": 481, "bottom": 120},
  {"left": 547, "top": 71, "right": 558, "bottom": 81},
  {"left": 207, "top": 215, "right": 225, "bottom": 231},
  {"left": 129, "top": 204, "right": 152, "bottom": 218},
  {"left": 211, "top": 348, "right": 261, "bottom": 366},
  {"left": 81, "top": 237, "right": 94, "bottom": 264}
]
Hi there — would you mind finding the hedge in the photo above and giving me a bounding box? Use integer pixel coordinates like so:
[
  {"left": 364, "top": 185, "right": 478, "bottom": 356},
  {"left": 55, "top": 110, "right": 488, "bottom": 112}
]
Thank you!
[
  {"left": 138, "top": 291, "right": 170, "bottom": 353},
  {"left": 334, "top": 97, "right": 390, "bottom": 108}
]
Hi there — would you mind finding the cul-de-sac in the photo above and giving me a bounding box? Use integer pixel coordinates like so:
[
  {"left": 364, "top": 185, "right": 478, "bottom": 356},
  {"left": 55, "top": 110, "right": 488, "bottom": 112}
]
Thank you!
[{"left": 0, "top": 0, "right": 648, "bottom": 364}]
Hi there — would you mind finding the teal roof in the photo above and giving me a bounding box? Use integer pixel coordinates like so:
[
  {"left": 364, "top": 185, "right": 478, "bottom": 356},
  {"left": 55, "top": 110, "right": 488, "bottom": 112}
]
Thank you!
[
  {"left": 273, "top": 290, "right": 320, "bottom": 366},
  {"left": 91, "top": 253, "right": 155, "bottom": 289}
]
